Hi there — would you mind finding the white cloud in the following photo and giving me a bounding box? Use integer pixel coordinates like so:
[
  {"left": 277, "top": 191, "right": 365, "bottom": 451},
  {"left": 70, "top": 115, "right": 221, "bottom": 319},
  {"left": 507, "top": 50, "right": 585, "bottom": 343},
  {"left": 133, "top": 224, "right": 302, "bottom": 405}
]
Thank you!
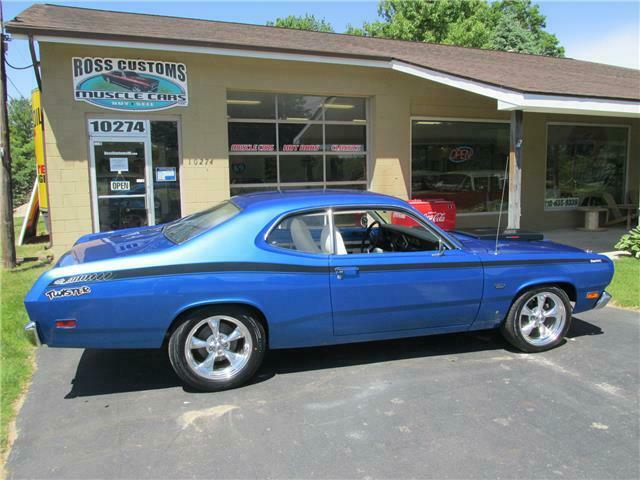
[{"left": 564, "top": 24, "right": 640, "bottom": 70}]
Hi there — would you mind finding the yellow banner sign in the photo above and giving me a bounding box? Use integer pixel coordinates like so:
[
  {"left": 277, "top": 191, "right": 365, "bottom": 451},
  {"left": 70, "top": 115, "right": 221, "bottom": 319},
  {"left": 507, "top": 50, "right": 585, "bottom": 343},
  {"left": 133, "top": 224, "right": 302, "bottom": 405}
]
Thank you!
[{"left": 32, "top": 89, "right": 48, "bottom": 212}]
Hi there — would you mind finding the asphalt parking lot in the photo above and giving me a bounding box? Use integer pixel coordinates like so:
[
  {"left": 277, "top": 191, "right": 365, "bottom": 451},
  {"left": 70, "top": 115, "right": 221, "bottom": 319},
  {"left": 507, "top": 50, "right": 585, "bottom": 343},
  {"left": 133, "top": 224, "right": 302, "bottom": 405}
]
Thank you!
[{"left": 7, "top": 307, "right": 639, "bottom": 479}]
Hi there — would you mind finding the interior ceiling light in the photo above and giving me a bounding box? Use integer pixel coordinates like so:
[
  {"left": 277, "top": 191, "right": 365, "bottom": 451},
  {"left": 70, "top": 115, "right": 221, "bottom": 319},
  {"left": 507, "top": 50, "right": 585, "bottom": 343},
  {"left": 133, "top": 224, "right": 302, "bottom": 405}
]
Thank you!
[
  {"left": 352, "top": 119, "right": 367, "bottom": 123},
  {"left": 227, "top": 100, "right": 262, "bottom": 105},
  {"left": 286, "top": 117, "right": 309, "bottom": 121},
  {"left": 416, "top": 121, "right": 442, "bottom": 125},
  {"left": 323, "top": 104, "right": 355, "bottom": 109}
]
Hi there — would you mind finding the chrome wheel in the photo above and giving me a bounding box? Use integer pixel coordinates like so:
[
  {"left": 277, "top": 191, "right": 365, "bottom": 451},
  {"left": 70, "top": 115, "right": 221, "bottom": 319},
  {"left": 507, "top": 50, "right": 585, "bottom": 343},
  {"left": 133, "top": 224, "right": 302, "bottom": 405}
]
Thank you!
[
  {"left": 184, "top": 315, "right": 253, "bottom": 380},
  {"left": 518, "top": 292, "right": 567, "bottom": 346}
]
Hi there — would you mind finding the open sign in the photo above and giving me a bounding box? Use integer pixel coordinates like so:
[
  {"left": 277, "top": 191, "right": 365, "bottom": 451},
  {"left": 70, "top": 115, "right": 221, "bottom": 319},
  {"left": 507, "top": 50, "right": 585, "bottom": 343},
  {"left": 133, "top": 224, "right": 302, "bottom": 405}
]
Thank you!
[
  {"left": 448, "top": 146, "right": 474, "bottom": 163},
  {"left": 110, "top": 180, "right": 130, "bottom": 191}
]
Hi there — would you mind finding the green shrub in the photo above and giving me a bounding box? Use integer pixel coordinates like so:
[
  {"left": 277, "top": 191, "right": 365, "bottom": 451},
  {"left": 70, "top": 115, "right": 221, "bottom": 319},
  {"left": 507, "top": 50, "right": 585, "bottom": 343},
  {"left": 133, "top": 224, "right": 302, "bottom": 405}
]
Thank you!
[{"left": 615, "top": 226, "right": 640, "bottom": 259}]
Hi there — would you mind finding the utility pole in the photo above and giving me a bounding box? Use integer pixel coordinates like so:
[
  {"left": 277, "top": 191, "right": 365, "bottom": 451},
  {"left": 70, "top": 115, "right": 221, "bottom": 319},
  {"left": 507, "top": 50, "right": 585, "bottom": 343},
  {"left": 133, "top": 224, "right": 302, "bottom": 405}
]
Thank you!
[{"left": 0, "top": 0, "right": 16, "bottom": 268}]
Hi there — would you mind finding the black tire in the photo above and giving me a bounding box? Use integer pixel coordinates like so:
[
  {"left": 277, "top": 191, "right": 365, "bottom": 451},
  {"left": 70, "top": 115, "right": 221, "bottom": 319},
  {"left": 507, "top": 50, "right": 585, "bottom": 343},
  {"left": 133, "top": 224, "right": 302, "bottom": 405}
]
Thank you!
[
  {"left": 168, "top": 306, "right": 266, "bottom": 392},
  {"left": 500, "top": 286, "right": 572, "bottom": 353}
]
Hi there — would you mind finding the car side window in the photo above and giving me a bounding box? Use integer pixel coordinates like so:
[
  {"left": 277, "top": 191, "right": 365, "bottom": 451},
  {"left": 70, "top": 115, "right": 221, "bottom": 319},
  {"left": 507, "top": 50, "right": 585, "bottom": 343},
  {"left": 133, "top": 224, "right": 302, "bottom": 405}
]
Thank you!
[
  {"left": 267, "top": 211, "right": 331, "bottom": 254},
  {"left": 332, "top": 208, "right": 444, "bottom": 255}
]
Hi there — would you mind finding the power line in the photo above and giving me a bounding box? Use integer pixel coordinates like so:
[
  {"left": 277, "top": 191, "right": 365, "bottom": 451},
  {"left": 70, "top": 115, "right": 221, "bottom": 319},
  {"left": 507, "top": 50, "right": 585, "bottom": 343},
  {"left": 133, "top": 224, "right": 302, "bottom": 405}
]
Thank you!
[
  {"left": 5, "top": 59, "right": 33, "bottom": 70},
  {"left": 6, "top": 74, "right": 24, "bottom": 98}
]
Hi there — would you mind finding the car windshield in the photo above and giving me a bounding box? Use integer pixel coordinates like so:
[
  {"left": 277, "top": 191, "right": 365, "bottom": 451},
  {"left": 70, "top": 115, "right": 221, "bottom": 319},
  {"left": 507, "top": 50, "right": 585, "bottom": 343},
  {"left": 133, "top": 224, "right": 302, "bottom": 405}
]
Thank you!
[{"left": 163, "top": 201, "right": 241, "bottom": 244}]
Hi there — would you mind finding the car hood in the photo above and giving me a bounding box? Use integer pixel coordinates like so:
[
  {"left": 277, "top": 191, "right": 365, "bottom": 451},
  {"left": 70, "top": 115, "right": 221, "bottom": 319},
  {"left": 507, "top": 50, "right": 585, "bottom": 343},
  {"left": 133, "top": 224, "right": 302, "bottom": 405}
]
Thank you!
[
  {"left": 451, "top": 232, "right": 587, "bottom": 255},
  {"left": 58, "top": 225, "right": 175, "bottom": 266}
]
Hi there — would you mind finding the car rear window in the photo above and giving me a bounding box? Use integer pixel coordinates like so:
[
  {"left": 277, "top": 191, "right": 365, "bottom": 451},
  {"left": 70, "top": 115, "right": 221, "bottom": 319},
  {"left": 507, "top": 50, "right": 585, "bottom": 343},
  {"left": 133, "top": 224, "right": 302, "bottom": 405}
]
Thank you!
[{"left": 163, "top": 201, "right": 241, "bottom": 244}]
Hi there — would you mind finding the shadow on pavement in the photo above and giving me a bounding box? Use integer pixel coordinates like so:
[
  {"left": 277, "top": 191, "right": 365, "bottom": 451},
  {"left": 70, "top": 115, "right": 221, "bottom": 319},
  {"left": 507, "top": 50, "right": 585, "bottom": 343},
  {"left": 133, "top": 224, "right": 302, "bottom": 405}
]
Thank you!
[{"left": 64, "top": 317, "right": 602, "bottom": 398}]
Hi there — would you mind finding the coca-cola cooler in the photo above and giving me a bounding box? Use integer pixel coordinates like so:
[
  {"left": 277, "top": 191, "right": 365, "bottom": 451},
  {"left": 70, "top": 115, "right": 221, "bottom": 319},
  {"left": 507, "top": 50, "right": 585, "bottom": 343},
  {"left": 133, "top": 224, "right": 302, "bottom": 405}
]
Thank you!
[{"left": 392, "top": 199, "right": 456, "bottom": 231}]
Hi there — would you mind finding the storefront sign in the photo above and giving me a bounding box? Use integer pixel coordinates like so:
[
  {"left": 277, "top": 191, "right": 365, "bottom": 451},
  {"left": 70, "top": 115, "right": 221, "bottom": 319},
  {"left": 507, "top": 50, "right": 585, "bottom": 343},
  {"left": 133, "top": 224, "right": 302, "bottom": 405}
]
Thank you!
[
  {"left": 110, "top": 180, "right": 131, "bottom": 191},
  {"left": 545, "top": 197, "right": 580, "bottom": 209},
  {"left": 73, "top": 57, "right": 188, "bottom": 111},
  {"left": 88, "top": 119, "right": 147, "bottom": 137},
  {"left": 230, "top": 144, "right": 275, "bottom": 152},
  {"left": 156, "top": 167, "right": 177, "bottom": 182},
  {"left": 32, "top": 89, "right": 48, "bottom": 212},
  {"left": 282, "top": 144, "right": 321, "bottom": 152},
  {"left": 329, "top": 144, "right": 363, "bottom": 152},
  {"left": 448, "top": 146, "right": 474, "bottom": 163}
]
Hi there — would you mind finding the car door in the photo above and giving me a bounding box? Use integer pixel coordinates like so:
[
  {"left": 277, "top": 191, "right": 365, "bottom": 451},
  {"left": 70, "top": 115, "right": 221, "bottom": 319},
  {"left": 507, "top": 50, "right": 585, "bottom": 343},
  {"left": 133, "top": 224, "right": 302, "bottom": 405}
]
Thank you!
[{"left": 329, "top": 206, "right": 483, "bottom": 337}]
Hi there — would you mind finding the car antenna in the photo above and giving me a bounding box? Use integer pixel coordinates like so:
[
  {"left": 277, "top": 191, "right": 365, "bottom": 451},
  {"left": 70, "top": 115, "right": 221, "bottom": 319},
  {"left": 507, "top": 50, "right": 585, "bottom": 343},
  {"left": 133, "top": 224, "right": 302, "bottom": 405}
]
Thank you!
[{"left": 493, "top": 155, "right": 510, "bottom": 255}]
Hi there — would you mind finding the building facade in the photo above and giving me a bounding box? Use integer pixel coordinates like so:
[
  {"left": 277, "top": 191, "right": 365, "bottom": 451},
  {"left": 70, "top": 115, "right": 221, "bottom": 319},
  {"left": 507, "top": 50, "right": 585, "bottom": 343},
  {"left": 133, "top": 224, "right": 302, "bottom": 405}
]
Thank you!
[{"left": 8, "top": 5, "right": 640, "bottom": 254}]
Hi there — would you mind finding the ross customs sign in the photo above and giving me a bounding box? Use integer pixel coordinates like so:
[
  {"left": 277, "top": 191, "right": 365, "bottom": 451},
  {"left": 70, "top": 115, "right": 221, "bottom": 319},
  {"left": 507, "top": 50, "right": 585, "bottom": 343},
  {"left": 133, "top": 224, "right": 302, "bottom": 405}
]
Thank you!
[{"left": 72, "top": 57, "right": 188, "bottom": 111}]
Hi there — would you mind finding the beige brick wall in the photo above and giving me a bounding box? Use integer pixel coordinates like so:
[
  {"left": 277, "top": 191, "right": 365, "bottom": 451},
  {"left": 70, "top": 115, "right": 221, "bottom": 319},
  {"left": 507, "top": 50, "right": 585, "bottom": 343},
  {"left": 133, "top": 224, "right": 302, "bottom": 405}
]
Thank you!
[{"left": 39, "top": 42, "right": 638, "bottom": 253}]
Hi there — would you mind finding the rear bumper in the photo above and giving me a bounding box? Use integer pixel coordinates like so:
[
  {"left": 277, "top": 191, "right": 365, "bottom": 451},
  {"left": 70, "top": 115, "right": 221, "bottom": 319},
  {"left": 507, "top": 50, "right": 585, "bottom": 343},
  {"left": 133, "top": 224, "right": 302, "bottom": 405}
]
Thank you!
[
  {"left": 594, "top": 291, "right": 612, "bottom": 310},
  {"left": 24, "top": 321, "right": 41, "bottom": 347}
]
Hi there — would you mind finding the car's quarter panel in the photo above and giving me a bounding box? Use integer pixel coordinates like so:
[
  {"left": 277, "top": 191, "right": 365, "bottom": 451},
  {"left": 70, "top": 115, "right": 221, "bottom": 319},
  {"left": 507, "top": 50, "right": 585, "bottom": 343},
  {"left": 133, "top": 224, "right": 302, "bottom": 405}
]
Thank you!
[
  {"left": 25, "top": 204, "right": 334, "bottom": 350},
  {"left": 469, "top": 251, "right": 615, "bottom": 331},
  {"left": 329, "top": 249, "right": 484, "bottom": 336}
]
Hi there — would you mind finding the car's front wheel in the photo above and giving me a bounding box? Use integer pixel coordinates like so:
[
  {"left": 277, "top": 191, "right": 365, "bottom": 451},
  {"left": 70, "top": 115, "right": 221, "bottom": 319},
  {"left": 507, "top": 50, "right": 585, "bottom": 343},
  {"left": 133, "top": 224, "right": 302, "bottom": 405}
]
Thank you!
[
  {"left": 501, "top": 286, "right": 572, "bottom": 353},
  {"left": 168, "top": 307, "right": 266, "bottom": 391}
]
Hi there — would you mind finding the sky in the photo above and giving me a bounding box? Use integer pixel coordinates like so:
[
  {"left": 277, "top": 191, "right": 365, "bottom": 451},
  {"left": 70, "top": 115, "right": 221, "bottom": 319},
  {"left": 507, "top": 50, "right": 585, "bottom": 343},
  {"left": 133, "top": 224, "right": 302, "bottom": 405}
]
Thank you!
[{"left": 2, "top": 0, "right": 639, "bottom": 99}]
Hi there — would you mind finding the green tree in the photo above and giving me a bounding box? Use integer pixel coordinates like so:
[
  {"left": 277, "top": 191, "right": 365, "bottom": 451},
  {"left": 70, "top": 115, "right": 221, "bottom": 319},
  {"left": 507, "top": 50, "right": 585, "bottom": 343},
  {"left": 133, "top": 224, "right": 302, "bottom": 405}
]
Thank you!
[
  {"left": 8, "top": 97, "right": 35, "bottom": 206},
  {"left": 346, "top": 0, "right": 564, "bottom": 57},
  {"left": 267, "top": 14, "right": 334, "bottom": 32}
]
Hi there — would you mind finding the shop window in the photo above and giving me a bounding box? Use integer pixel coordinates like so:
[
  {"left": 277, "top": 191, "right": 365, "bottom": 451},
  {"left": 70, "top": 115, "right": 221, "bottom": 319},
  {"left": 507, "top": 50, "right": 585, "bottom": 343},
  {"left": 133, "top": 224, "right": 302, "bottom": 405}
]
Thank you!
[
  {"left": 280, "top": 155, "right": 323, "bottom": 183},
  {"left": 226, "top": 91, "right": 276, "bottom": 120},
  {"left": 411, "top": 120, "right": 509, "bottom": 214},
  {"left": 151, "top": 121, "right": 181, "bottom": 224},
  {"left": 545, "top": 124, "right": 628, "bottom": 209},
  {"left": 278, "top": 124, "right": 323, "bottom": 151},
  {"left": 228, "top": 123, "right": 276, "bottom": 151},
  {"left": 325, "top": 125, "right": 366, "bottom": 152},
  {"left": 327, "top": 155, "right": 366, "bottom": 182},
  {"left": 230, "top": 155, "right": 277, "bottom": 184},
  {"left": 227, "top": 91, "right": 368, "bottom": 196},
  {"left": 278, "top": 94, "right": 324, "bottom": 121},
  {"left": 324, "top": 97, "right": 366, "bottom": 122}
]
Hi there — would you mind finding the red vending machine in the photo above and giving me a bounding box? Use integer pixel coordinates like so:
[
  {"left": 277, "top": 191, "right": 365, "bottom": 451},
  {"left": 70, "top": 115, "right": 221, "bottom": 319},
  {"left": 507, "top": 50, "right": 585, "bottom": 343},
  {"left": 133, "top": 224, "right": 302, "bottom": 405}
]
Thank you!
[{"left": 392, "top": 199, "right": 456, "bottom": 231}]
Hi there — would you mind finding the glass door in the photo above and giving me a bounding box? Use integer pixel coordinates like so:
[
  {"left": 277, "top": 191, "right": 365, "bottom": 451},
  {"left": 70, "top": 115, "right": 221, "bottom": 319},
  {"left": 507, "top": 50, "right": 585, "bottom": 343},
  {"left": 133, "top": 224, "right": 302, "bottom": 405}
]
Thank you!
[{"left": 91, "top": 139, "right": 153, "bottom": 231}]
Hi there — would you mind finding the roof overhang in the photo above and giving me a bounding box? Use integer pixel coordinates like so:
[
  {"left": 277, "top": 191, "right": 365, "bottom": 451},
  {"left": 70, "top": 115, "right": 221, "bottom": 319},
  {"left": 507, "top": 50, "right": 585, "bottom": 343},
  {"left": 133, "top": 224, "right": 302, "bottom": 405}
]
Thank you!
[{"left": 15, "top": 33, "right": 640, "bottom": 118}]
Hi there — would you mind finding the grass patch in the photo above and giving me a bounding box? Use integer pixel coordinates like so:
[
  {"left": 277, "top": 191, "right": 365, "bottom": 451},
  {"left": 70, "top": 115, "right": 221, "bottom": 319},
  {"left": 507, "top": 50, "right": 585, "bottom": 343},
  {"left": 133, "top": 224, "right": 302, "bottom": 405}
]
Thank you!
[
  {"left": 608, "top": 256, "right": 640, "bottom": 309},
  {"left": 1, "top": 217, "right": 51, "bottom": 456}
]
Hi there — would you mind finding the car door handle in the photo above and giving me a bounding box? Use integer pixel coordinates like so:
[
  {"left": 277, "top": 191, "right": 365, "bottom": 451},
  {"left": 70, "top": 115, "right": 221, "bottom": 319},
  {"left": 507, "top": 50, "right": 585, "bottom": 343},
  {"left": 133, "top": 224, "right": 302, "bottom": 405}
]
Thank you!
[{"left": 335, "top": 266, "right": 359, "bottom": 280}]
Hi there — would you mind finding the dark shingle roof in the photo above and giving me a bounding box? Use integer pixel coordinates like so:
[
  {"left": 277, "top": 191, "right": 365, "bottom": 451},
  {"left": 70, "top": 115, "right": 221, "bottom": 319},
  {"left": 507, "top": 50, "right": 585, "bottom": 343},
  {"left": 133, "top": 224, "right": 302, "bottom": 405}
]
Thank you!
[{"left": 7, "top": 3, "right": 640, "bottom": 101}]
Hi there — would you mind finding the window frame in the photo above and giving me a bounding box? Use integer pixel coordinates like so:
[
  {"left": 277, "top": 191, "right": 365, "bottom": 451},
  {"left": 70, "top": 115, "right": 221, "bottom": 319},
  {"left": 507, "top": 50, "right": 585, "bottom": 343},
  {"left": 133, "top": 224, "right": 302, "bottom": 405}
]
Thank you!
[
  {"left": 228, "top": 91, "right": 370, "bottom": 193},
  {"left": 263, "top": 208, "right": 334, "bottom": 257},
  {"left": 544, "top": 121, "right": 631, "bottom": 211},
  {"left": 409, "top": 116, "right": 511, "bottom": 217},
  {"left": 261, "top": 204, "right": 458, "bottom": 256}
]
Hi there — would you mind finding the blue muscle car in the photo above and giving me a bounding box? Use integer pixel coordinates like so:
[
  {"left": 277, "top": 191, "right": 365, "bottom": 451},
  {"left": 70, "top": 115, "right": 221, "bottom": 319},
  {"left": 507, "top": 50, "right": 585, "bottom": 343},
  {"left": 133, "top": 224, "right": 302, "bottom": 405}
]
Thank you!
[{"left": 24, "top": 190, "right": 613, "bottom": 391}]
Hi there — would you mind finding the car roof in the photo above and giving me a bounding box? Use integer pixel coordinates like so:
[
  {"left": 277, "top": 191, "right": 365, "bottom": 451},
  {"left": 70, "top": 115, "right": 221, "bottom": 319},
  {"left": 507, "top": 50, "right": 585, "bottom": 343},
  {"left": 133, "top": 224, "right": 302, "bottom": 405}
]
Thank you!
[{"left": 231, "top": 189, "right": 408, "bottom": 212}]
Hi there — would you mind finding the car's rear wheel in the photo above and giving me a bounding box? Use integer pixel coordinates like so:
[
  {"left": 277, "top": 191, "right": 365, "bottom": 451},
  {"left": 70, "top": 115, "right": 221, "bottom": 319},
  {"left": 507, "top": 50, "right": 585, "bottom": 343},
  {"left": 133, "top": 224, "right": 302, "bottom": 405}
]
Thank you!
[
  {"left": 501, "top": 286, "right": 571, "bottom": 353},
  {"left": 168, "top": 307, "right": 266, "bottom": 391}
]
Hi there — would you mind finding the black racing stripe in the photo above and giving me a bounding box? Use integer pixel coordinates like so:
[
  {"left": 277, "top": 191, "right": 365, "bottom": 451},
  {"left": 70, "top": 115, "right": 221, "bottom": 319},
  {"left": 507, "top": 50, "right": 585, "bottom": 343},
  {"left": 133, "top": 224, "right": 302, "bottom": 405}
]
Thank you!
[
  {"left": 48, "top": 258, "right": 594, "bottom": 286},
  {"left": 483, "top": 258, "right": 590, "bottom": 267},
  {"left": 111, "top": 262, "right": 329, "bottom": 280}
]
